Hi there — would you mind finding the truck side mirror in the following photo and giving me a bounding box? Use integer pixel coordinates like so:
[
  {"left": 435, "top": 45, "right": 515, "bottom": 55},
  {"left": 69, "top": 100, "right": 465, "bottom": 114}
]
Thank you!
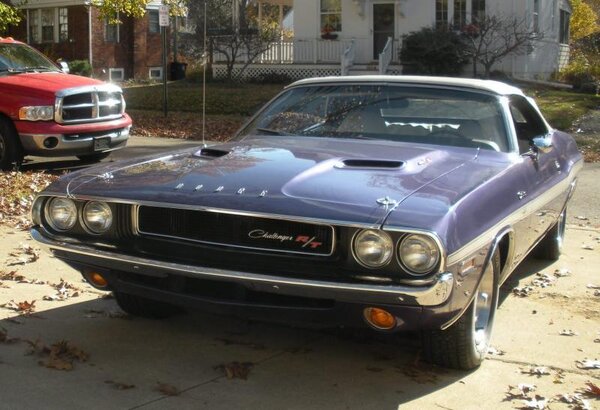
[{"left": 58, "top": 60, "right": 70, "bottom": 74}]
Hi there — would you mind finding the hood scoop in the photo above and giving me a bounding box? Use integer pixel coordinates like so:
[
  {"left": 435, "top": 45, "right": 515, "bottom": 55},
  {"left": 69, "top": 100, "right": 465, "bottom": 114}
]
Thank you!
[
  {"left": 194, "top": 147, "right": 230, "bottom": 158},
  {"left": 337, "top": 159, "right": 404, "bottom": 169}
]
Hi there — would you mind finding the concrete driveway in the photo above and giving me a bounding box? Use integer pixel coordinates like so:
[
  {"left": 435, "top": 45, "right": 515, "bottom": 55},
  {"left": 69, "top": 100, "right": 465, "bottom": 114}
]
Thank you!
[{"left": 2, "top": 137, "right": 598, "bottom": 409}]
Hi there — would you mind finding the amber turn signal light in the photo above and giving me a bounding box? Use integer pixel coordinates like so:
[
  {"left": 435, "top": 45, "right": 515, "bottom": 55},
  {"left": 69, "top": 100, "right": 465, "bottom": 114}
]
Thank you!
[
  {"left": 88, "top": 272, "right": 108, "bottom": 288},
  {"left": 363, "top": 307, "right": 397, "bottom": 330}
]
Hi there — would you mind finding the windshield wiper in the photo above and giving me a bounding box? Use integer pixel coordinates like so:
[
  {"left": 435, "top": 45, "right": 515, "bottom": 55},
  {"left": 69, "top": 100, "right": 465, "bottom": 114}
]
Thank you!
[{"left": 255, "top": 127, "right": 296, "bottom": 136}]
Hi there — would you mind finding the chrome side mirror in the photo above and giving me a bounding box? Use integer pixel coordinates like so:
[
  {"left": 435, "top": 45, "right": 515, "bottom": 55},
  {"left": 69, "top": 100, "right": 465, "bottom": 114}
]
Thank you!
[
  {"left": 532, "top": 135, "right": 553, "bottom": 154},
  {"left": 58, "top": 61, "right": 70, "bottom": 74}
]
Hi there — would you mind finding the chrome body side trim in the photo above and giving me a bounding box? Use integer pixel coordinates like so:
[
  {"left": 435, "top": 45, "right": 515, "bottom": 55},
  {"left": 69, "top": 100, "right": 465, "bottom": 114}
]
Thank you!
[
  {"left": 31, "top": 227, "right": 454, "bottom": 307},
  {"left": 446, "top": 162, "right": 582, "bottom": 266}
]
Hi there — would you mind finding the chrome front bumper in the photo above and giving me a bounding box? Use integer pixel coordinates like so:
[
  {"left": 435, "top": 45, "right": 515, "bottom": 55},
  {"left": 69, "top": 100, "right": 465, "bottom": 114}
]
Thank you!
[
  {"left": 20, "top": 126, "right": 130, "bottom": 156},
  {"left": 31, "top": 227, "right": 454, "bottom": 307}
]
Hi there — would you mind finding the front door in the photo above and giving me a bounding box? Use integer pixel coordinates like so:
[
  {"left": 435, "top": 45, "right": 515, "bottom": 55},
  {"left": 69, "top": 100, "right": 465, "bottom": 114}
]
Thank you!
[{"left": 373, "top": 3, "right": 395, "bottom": 60}]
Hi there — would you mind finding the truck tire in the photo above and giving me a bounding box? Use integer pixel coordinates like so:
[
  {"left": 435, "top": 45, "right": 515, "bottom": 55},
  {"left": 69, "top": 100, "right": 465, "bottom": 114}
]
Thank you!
[
  {"left": 0, "top": 118, "right": 23, "bottom": 171},
  {"left": 422, "top": 251, "right": 500, "bottom": 370},
  {"left": 535, "top": 209, "right": 566, "bottom": 261},
  {"left": 114, "top": 291, "right": 182, "bottom": 319},
  {"left": 77, "top": 152, "right": 111, "bottom": 163}
]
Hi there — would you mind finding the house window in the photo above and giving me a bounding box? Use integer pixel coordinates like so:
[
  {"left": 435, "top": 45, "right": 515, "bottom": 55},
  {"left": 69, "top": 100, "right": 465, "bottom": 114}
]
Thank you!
[
  {"left": 59, "top": 8, "right": 68, "bottom": 42},
  {"left": 41, "top": 9, "right": 55, "bottom": 43},
  {"left": 472, "top": 0, "right": 485, "bottom": 23},
  {"left": 559, "top": 9, "right": 570, "bottom": 44},
  {"left": 149, "top": 10, "right": 159, "bottom": 33},
  {"left": 320, "top": 0, "right": 341, "bottom": 33},
  {"left": 149, "top": 67, "right": 163, "bottom": 80},
  {"left": 454, "top": 0, "right": 467, "bottom": 28},
  {"left": 105, "top": 18, "right": 119, "bottom": 42},
  {"left": 533, "top": 0, "right": 540, "bottom": 33},
  {"left": 28, "top": 9, "right": 40, "bottom": 43},
  {"left": 109, "top": 68, "right": 124, "bottom": 82},
  {"left": 436, "top": 0, "right": 448, "bottom": 27}
]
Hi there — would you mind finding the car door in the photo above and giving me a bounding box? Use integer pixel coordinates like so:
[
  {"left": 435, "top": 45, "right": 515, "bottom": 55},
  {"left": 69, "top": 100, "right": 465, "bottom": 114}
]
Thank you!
[{"left": 508, "top": 95, "right": 564, "bottom": 263}]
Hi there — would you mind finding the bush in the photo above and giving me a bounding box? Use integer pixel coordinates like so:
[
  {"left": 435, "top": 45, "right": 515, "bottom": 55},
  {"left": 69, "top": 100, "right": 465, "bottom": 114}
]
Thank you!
[
  {"left": 400, "top": 27, "right": 469, "bottom": 76},
  {"left": 68, "top": 60, "right": 92, "bottom": 77}
]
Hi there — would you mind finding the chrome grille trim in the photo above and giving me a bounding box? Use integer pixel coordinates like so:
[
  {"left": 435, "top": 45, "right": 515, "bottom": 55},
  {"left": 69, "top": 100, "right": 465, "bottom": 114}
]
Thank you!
[{"left": 54, "top": 84, "right": 125, "bottom": 124}]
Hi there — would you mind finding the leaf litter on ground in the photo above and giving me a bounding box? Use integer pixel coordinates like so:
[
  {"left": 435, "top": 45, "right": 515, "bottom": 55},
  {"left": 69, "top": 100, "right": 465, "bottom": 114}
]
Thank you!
[
  {"left": 25, "top": 339, "right": 89, "bottom": 371},
  {"left": 0, "top": 300, "right": 36, "bottom": 314},
  {"left": 104, "top": 380, "right": 135, "bottom": 390},
  {"left": 154, "top": 382, "right": 180, "bottom": 396},
  {"left": 215, "top": 361, "right": 254, "bottom": 380},
  {"left": 7, "top": 244, "right": 40, "bottom": 266}
]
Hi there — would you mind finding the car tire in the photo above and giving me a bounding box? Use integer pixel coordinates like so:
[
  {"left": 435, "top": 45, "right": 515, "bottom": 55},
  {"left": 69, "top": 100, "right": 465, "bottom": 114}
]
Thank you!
[
  {"left": 0, "top": 118, "right": 23, "bottom": 171},
  {"left": 77, "top": 152, "right": 112, "bottom": 163},
  {"left": 535, "top": 209, "right": 566, "bottom": 261},
  {"left": 422, "top": 250, "right": 500, "bottom": 370},
  {"left": 114, "top": 291, "right": 182, "bottom": 319}
]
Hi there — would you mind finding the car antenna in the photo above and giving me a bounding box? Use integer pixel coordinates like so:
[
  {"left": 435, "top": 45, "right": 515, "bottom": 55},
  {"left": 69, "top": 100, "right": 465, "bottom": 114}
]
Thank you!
[{"left": 201, "top": 0, "right": 207, "bottom": 148}]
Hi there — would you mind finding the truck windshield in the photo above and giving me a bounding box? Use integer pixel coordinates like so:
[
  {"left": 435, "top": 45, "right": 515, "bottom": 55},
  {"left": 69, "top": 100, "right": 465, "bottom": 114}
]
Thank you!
[{"left": 0, "top": 43, "right": 60, "bottom": 74}]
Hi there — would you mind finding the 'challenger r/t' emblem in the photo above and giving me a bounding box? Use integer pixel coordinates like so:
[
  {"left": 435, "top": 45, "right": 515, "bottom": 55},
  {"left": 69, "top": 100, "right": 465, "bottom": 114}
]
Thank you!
[{"left": 248, "top": 230, "right": 323, "bottom": 249}]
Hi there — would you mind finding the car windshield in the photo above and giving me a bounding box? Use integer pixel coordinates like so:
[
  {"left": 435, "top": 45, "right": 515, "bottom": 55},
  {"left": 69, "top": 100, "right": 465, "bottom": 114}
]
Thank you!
[
  {"left": 0, "top": 43, "right": 60, "bottom": 74},
  {"left": 240, "top": 84, "right": 509, "bottom": 152}
]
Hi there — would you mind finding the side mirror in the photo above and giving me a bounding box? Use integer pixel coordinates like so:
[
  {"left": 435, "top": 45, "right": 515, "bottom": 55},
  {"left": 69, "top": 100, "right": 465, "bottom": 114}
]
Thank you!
[
  {"left": 57, "top": 60, "right": 70, "bottom": 74},
  {"left": 531, "top": 135, "right": 553, "bottom": 154}
]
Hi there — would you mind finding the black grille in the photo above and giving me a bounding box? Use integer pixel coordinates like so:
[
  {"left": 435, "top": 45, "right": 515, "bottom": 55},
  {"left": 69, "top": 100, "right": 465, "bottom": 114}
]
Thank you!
[{"left": 137, "top": 206, "right": 334, "bottom": 256}]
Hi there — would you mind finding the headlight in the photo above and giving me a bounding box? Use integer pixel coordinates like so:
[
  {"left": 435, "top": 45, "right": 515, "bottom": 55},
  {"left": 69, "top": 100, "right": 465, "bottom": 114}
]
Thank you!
[
  {"left": 19, "top": 106, "right": 54, "bottom": 121},
  {"left": 398, "top": 234, "right": 440, "bottom": 275},
  {"left": 353, "top": 229, "right": 394, "bottom": 268},
  {"left": 45, "top": 197, "right": 77, "bottom": 231},
  {"left": 82, "top": 201, "right": 112, "bottom": 234}
]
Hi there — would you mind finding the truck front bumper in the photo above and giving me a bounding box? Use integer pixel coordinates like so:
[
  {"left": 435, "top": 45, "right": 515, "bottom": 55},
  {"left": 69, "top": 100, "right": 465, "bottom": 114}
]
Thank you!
[{"left": 16, "top": 115, "right": 132, "bottom": 157}]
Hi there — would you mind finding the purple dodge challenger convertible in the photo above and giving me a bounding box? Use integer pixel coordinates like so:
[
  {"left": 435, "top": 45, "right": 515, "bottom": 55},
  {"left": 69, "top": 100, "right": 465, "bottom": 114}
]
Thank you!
[{"left": 31, "top": 76, "right": 582, "bottom": 369}]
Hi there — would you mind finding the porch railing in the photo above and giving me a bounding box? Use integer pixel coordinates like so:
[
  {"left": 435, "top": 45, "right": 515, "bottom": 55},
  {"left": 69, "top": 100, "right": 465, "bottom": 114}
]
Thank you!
[
  {"left": 378, "top": 37, "right": 393, "bottom": 74},
  {"left": 341, "top": 39, "right": 356, "bottom": 76}
]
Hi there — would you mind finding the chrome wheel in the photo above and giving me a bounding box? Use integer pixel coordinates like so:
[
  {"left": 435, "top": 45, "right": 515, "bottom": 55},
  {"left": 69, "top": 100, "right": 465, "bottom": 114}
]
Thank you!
[{"left": 473, "top": 260, "right": 495, "bottom": 352}]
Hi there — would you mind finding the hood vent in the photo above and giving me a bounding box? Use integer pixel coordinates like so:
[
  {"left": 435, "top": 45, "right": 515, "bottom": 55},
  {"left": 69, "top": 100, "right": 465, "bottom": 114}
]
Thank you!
[
  {"left": 195, "top": 148, "right": 230, "bottom": 158},
  {"left": 338, "top": 159, "right": 404, "bottom": 169}
]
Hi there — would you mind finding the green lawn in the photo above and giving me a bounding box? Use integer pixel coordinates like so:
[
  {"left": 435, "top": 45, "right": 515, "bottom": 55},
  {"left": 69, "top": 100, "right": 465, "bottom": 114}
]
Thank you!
[
  {"left": 526, "top": 88, "right": 600, "bottom": 131},
  {"left": 124, "top": 82, "right": 284, "bottom": 116}
]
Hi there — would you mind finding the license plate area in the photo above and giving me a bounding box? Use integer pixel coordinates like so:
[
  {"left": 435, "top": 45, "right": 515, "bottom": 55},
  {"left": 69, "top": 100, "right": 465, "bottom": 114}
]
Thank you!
[{"left": 93, "top": 136, "right": 111, "bottom": 151}]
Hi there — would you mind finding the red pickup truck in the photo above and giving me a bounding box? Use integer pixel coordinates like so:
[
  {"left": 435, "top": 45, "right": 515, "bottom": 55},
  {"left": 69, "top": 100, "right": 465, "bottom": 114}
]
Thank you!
[{"left": 0, "top": 37, "right": 132, "bottom": 170}]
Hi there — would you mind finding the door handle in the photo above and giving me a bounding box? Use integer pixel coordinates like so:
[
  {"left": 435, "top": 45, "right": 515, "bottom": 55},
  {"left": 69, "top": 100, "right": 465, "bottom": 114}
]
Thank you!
[{"left": 517, "top": 191, "right": 527, "bottom": 200}]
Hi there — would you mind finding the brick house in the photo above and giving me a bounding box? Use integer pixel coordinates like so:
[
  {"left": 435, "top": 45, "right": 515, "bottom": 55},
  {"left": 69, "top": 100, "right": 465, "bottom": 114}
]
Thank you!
[{"left": 6, "top": 0, "right": 170, "bottom": 81}]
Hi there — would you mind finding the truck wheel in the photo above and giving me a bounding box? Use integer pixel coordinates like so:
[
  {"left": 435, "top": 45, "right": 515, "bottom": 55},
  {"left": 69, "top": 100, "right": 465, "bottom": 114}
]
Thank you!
[
  {"left": 77, "top": 152, "right": 111, "bottom": 163},
  {"left": 535, "top": 209, "right": 566, "bottom": 261},
  {"left": 422, "top": 251, "right": 500, "bottom": 370},
  {"left": 114, "top": 291, "right": 182, "bottom": 319},
  {"left": 0, "top": 118, "right": 23, "bottom": 171}
]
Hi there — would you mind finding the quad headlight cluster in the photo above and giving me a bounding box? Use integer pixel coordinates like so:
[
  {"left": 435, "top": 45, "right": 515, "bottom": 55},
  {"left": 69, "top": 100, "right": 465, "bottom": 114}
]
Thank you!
[
  {"left": 44, "top": 198, "right": 112, "bottom": 234},
  {"left": 353, "top": 229, "right": 441, "bottom": 276},
  {"left": 19, "top": 106, "right": 54, "bottom": 121}
]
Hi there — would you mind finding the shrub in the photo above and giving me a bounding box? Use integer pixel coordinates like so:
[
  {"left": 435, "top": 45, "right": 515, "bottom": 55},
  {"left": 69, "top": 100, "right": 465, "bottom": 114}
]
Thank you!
[
  {"left": 68, "top": 60, "right": 92, "bottom": 77},
  {"left": 248, "top": 72, "right": 293, "bottom": 85},
  {"left": 400, "top": 26, "right": 469, "bottom": 76}
]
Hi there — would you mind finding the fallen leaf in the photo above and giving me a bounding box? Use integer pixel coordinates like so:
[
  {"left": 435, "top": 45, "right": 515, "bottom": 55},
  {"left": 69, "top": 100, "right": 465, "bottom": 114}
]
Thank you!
[
  {"left": 155, "top": 382, "right": 180, "bottom": 396},
  {"left": 557, "top": 393, "right": 592, "bottom": 410},
  {"left": 576, "top": 359, "right": 600, "bottom": 370},
  {"left": 215, "top": 361, "right": 254, "bottom": 380},
  {"left": 576, "top": 216, "right": 589, "bottom": 220},
  {"left": 582, "top": 245, "right": 595, "bottom": 251},
  {"left": 559, "top": 329, "right": 578, "bottom": 336},
  {"left": 488, "top": 346, "right": 506, "bottom": 356},
  {"left": 520, "top": 395, "right": 547, "bottom": 409},
  {"left": 587, "top": 284, "right": 600, "bottom": 290},
  {"left": 583, "top": 381, "right": 600, "bottom": 396},
  {"left": 553, "top": 268, "right": 571, "bottom": 277},
  {"left": 1, "top": 300, "right": 36, "bottom": 314},
  {"left": 521, "top": 367, "right": 550, "bottom": 377}
]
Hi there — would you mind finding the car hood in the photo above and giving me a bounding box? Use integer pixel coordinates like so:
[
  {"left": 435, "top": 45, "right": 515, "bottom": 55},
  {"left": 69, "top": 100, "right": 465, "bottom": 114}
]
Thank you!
[
  {"left": 46, "top": 137, "right": 479, "bottom": 226},
  {"left": 0, "top": 72, "right": 105, "bottom": 99}
]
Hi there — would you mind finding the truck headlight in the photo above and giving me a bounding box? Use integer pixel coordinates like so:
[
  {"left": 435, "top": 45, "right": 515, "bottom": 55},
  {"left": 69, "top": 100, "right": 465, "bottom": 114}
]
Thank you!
[
  {"left": 82, "top": 201, "right": 112, "bottom": 234},
  {"left": 398, "top": 234, "right": 440, "bottom": 275},
  {"left": 45, "top": 197, "right": 77, "bottom": 231},
  {"left": 19, "top": 106, "right": 54, "bottom": 121},
  {"left": 353, "top": 229, "right": 394, "bottom": 268}
]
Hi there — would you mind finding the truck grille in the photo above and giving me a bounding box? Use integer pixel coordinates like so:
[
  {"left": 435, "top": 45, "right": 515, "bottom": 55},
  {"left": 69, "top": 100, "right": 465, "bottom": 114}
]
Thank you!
[
  {"left": 136, "top": 206, "right": 335, "bottom": 256},
  {"left": 55, "top": 85, "right": 124, "bottom": 124}
]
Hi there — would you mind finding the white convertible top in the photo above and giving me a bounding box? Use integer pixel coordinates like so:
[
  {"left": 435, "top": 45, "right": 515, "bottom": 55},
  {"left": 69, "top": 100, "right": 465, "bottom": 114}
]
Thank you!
[{"left": 288, "top": 75, "right": 525, "bottom": 96}]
